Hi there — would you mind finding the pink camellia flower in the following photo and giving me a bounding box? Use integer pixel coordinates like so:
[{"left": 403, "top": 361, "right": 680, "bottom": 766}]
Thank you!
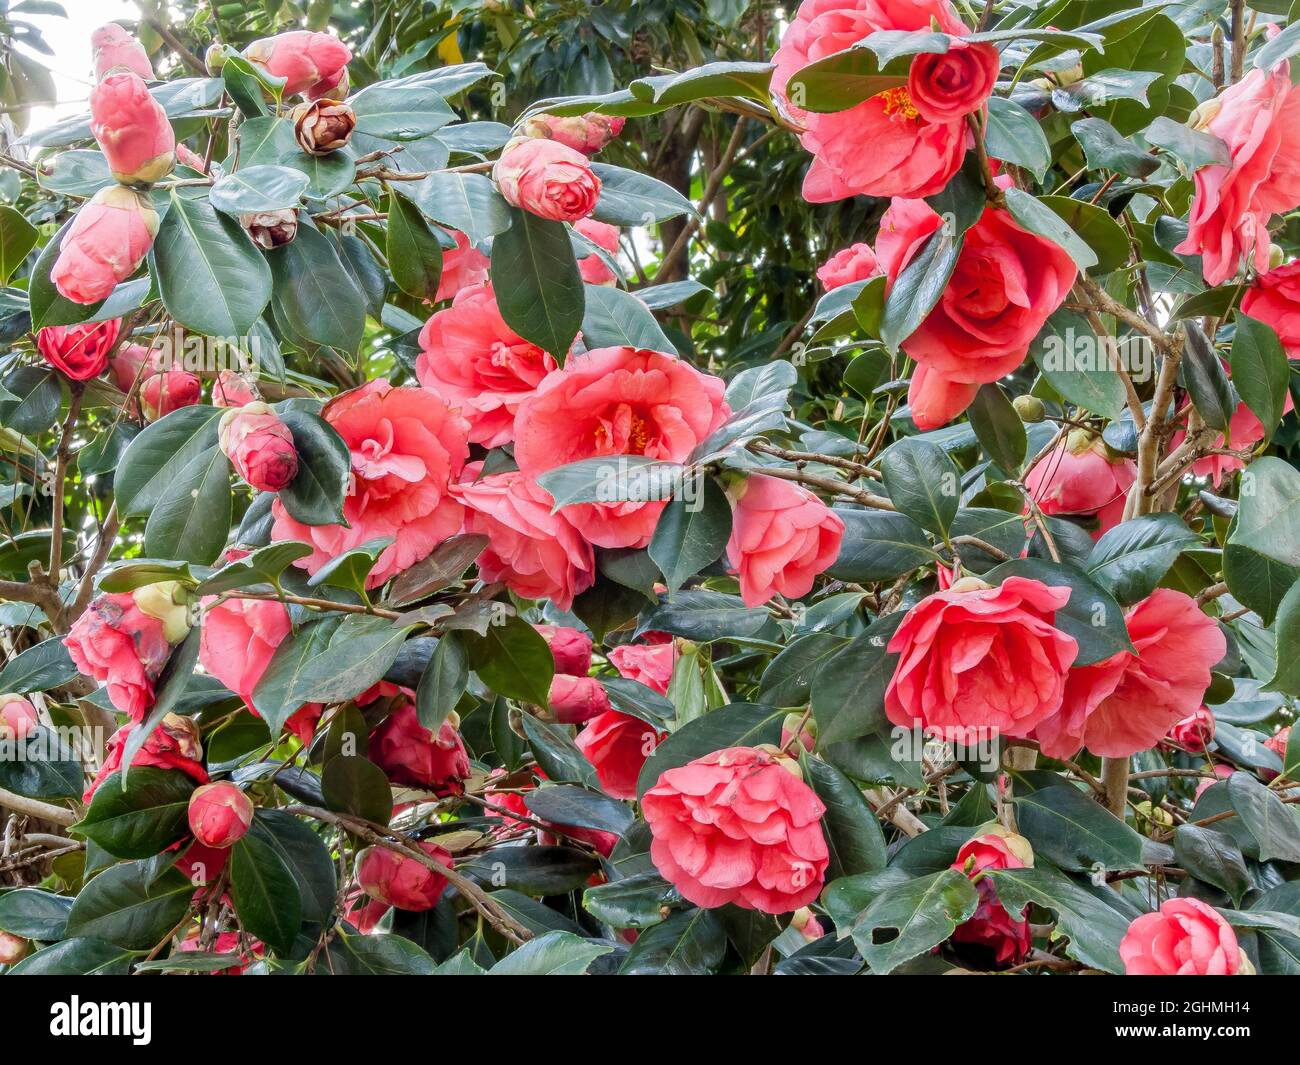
[
  {"left": 1035, "top": 589, "right": 1226, "bottom": 760},
  {"left": 1165, "top": 707, "right": 1216, "bottom": 754},
  {"left": 575, "top": 710, "right": 666, "bottom": 800},
  {"left": 0, "top": 696, "right": 38, "bottom": 741},
  {"left": 187, "top": 783, "right": 254, "bottom": 849},
  {"left": 218, "top": 401, "right": 299, "bottom": 492},
  {"left": 1023, "top": 430, "right": 1137, "bottom": 539},
  {"left": 64, "top": 591, "right": 173, "bottom": 720},
  {"left": 1120, "top": 897, "right": 1251, "bottom": 976},
  {"left": 0, "top": 931, "right": 29, "bottom": 966},
  {"left": 726, "top": 474, "right": 845, "bottom": 607},
  {"left": 212, "top": 369, "right": 259, "bottom": 408},
  {"left": 456, "top": 471, "right": 595, "bottom": 611},
  {"left": 1175, "top": 64, "right": 1300, "bottom": 286},
  {"left": 608, "top": 633, "right": 676, "bottom": 694},
  {"left": 244, "top": 30, "right": 351, "bottom": 99},
  {"left": 417, "top": 284, "right": 560, "bottom": 447},
  {"left": 574, "top": 217, "right": 621, "bottom": 285},
  {"left": 272, "top": 380, "right": 469, "bottom": 588},
  {"left": 36, "top": 318, "right": 121, "bottom": 381},
  {"left": 547, "top": 674, "right": 612, "bottom": 724},
  {"left": 875, "top": 192, "right": 1077, "bottom": 425},
  {"left": 51, "top": 184, "right": 160, "bottom": 304},
  {"left": 90, "top": 70, "right": 175, "bottom": 185},
  {"left": 907, "top": 363, "right": 980, "bottom": 432},
  {"left": 643, "top": 746, "right": 830, "bottom": 913},
  {"left": 493, "top": 136, "right": 602, "bottom": 222},
  {"left": 514, "top": 346, "right": 730, "bottom": 549},
  {"left": 953, "top": 825, "right": 1034, "bottom": 874},
  {"left": 83, "top": 715, "right": 208, "bottom": 803},
  {"left": 816, "top": 242, "right": 881, "bottom": 291},
  {"left": 436, "top": 230, "right": 490, "bottom": 302},
  {"left": 357, "top": 841, "right": 452, "bottom": 912},
  {"left": 535, "top": 625, "right": 593, "bottom": 676},
  {"left": 884, "top": 576, "right": 1079, "bottom": 744},
  {"left": 368, "top": 697, "right": 471, "bottom": 795},
  {"left": 771, "top": 0, "right": 998, "bottom": 202},
  {"left": 1241, "top": 262, "right": 1300, "bottom": 358},
  {"left": 92, "top": 23, "right": 153, "bottom": 81},
  {"left": 1167, "top": 395, "right": 1291, "bottom": 485},
  {"left": 519, "top": 112, "right": 626, "bottom": 156},
  {"left": 140, "top": 369, "right": 201, "bottom": 421},
  {"left": 1196, "top": 763, "right": 1237, "bottom": 798},
  {"left": 949, "top": 825, "right": 1034, "bottom": 969}
]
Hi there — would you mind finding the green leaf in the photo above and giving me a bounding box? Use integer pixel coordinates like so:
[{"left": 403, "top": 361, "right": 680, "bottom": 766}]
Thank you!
[
  {"left": 0, "top": 205, "right": 38, "bottom": 285},
  {"left": 0, "top": 366, "right": 60, "bottom": 435},
  {"left": 521, "top": 713, "right": 599, "bottom": 789},
  {"left": 584, "top": 871, "right": 679, "bottom": 928},
  {"left": 486, "top": 929, "right": 612, "bottom": 975},
  {"left": 1039, "top": 194, "right": 1129, "bottom": 275},
  {"left": 348, "top": 82, "right": 455, "bottom": 140},
  {"left": 589, "top": 163, "right": 695, "bottom": 226},
  {"left": 462, "top": 846, "right": 600, "bottom": 896},
  {"left": 230, "top": 826, "right": 302, "bottom": 955},
  {"left": 1267, "top": 581, "right": 1300, "bottom": 697},
  {"left": 276, "top": 408, "right": 352, "bottom": 527},
  {"left": 1144, "top": 115, "right": 1230, "bottom": 170},
  {"left": 1070, "top": 117, "right": 1158, "bottom": 178},
  {"left": 985, "top": 97, "right": 1051, "bottom": 179},
  {"left": 320, "top": 755, "right": 394, "bottom": 825},
  {"left": 581, "top": 283, "right": 674, "bottom": 353},
  {"left": 1227, "top": 770, "right": 1300, "bottom": 862},
  {"left": 1230, "top": 315, "right": 1290, "bottom": 440},
  {"left": 0, "top": 724, "right": 81, "bottom": 800},
  {"left": 1029, "top": 310, "right": 1127, "bottom": 421},
  {"left": 634, "top": 590, "right": 769, "bottom": 642},
  {"left": 986, "top": 865, "right": 1128, "bottom": 972},
  {"left": 524, "top": 784, "right": 634, "bottom": 837},
  {"left": 116, "top": 626, "right": 203, "bottom": 783},
  {"left": 8, "top": 937, "right": 135, "bottom": 975},
  {"left": 811, "top": 612, "right": 904, "bottom": 747},
  {"left": 967, "top": 383, "right": 1027, "bottom": 474},
  {"left": 636, "top": 702, "right": 784, "bottom": 798},
  {"left": 151, "top": 192, "right": 273, "bottom": 336},
  {"left": 114, "top": 405, "right": 224, "bottom": 517},
  {"left": 804, "top": 754, "right": 888, "bottom": 877},
  {"left": 850, "top": 868, "right": 980, "bottom": 974},
  {"left": 143, "top": 446, "right": 231, "bottom": 565},
  {"left": 537, "top": 455, "right": 683, "bottom": 509},
  {"left": 1015, "top": 784, "right": 1146, "bottom": 873},
  {"left": 1174, "top": 825, "right": 1250, "bottom": 905},
  {"left": 74, "top": 767, "right": 195, "bottom": 860},
  {"left": 758, "top": 632, "right": 853, "bottom": 708},
  {"left": 269, "top": 222, "right": 367, "bottom": 352},
  {"left": 880, "top": 436, "right": 959, "bottom": 536},
  {"left": 194, "top": 541, "right": 314, "bottom": 595},
  {"left": 387, "top": 191, "right": 444, "bottom": 301},
  {"left": 1004, "top": 188, "right": 1097, "bottom": 270},
  {"left": 617, "top": 908, "right": 726, "bottom": 975},
  {"left": 65, "top": 863, "right": 193, "bottom": 950},
  {"left": 403, "top": 171, "right": 512, "bottom": 245},
  {"left": 1255, "top": 19, "right": 1300, "bottom": 69},
  {"left": 647, "top": 477, "right": 731, "bottom": 596},
  {"left": 0, "top": 636, "right": 77, "bottom": 692},
  {"left": 338, "top": 930, "right": 437, "bottom": 973},
  {"left": 464, "top": 615, "right": 555, "bottom": 707},
  {"left": 245, "top": 809, "right": 337, "bottom": 924},
  {"left": 782, "top": 45, "right": 908, "bottom": 112},
  {"left": 490, "top": 208, "right": 584, "bottom": 358},
  {"left": 828, "top": 510, "right": 935, "bottom": 581},
  {"left": 1230, "top": 457, "right": 1300, "bottom": 567},
  {"left": 879, "top": 225, "right": 962, "bottom": 352},
  {"left": 416, "top": 634, "right": 469, "bottom": 731},
  {"left": 1086, "top": 513, "right": 1199, "bottom": 604},
  {"left": 308, "top": 536, "right": 392, "bottom": 599},
  {"left": 208, "top": 165, "right": 310, "bottom": 214},
  {"left": 0, "top": 887, "right": 73, "bottom": 940},
  {"left": 1181, "top": 321, "right": 1235, "bottom": 432}
]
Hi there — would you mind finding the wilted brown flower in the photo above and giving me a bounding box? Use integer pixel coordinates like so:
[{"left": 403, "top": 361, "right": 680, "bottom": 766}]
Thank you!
[
  {"left": 290, "top": 98, "right": 355, "bottom": 155},
  {"left": 240, "top": 208, "right": 299, "bottom": 248}
]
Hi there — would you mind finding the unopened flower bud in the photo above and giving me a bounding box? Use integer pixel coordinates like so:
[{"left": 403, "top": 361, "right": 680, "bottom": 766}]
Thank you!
[
  {"left": 218, "top": 401, "right": 300, "bottom": 491},
  {"left": 290, "top": 98, "right": 355, "bottom": 155},
  {"left": 140, "top": 369, "right": 201, "bottom": 422},
  {"left": 240, "top": 208, "right": 298, "bottom": 249},
  {"left": 188, "top": 782, "right": 254, "bottom": 848},
  {"left": 949, "top": 576, "right": 992, "bottom": 594},
  {"left": 132, "top": 581, "right": 192, "bottom": 643},
  {"left": 205, "top": 41, "right": 230, "bottom": 76},
  {"left": 0, "top": 931, "right": 30, "bottom": 965},
  {"left": 780, "top": 712, "right": 816, "bottom": 753},
  {"left": 1189, "top": 98, "right": 1221, "bottom": 131},
  {"left": 1013, "top": 394, "right": 1045, "bottom": 423},
  {"left": 90, "top": 70, "right": 175, "bottom": 185},
  {"left": 357, "top": 841, "right": 452, "bottom": 911},
  {"left": 1269, "top": 243, "right": 1285, "bottom": 270},
  {"left": 518, "top": 111, "right": 627, "bottom": 156},
  {"left": 0, "top": 695, "right": 38, "bottom": 741}
]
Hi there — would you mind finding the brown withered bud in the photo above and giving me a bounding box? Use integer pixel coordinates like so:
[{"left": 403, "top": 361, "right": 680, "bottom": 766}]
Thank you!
[
  {"left": 290, "top": 98, "right": 355, "bottom": 155},
  {"left": 240, "top": 208, "right": 299, "bottom": 249}
]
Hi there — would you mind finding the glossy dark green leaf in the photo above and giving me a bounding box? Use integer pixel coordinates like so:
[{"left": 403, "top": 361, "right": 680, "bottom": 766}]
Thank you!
[
  {"left": 1231, "top": 314, "right": 1290, "bottom": 440},
  {"left": 230, "top": 826, "right": 302, "bottom": 955},
  {"left": 464, "top": 615, "right": 554, "bottom": 707},
  {"left": 880, "top": 436, "right": 960, "bottom": 536},
  {"left": 647, "top": 476, "right": 730, "bottom": 595},
  {"left": 65, "top": 864, "right": 193, "bottom": 950},
  {"left": 387, "top": 191, "right": 444, "bottom": 301},
  {"left": 74, "top": 767, "right": 196, "bottom": 860},
  {"left": 490, "top": 208, "right": 584, "bottom": 358}
]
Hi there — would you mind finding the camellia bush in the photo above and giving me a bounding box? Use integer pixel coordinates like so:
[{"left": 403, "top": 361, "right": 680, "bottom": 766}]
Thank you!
[{"left": 0, "top": 0, "right": 1299, "bottom": 979}]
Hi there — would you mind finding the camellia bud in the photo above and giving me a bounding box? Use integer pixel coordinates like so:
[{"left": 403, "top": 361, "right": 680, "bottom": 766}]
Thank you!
[
  {"left": 51, "top": 185, "right": 159, "bottom": 305},
  {"left": 218, "top": 401, "right": 300, "bottom": 491},
  {"left": 0, "top": 695, "right": 39, "bottom": 741},
  {"left": 90, "top": 70, "right": 175, "bottom": 185},
  {"left": 949, "top": 576, "right": 992, "bottom": 594},
  {"left": 1189, "top": 98, "right": 1221, "bottom": 131},
  {"left": 91, "top": 23, "right": 154, "bottom": 82},
  {"left": 140, "top": 369, "right": 201, "bottom": 422},
  {"left": 187, "top": 782, "right": 254, "bottom": 848},
  {"left": 205, "top": 41, "right": 231, "bottom": 76},
  {"left": 0, "top": 930, "right": 30, "bottom": 966},
  {"left": 132, "top": 581, "right": 192, "bottom": 643},
  {"left": 518, "top": 111, "right": 627, "bottom": 156},
  {"left": 1270, "top": 243, "right": 1286, "bottom": 270},
  {"left": 290, "top": 98, "right": 355, "bottom": 155},
  {"left": 754, "top": 742, "right": 804, "bottom": 779},
  {"left": 212, "top": 369, "right": 259, "bottom": 408},
  {"left": 240, "top": 208, "right": 299, "bottom": 249},
  {"left": 493, "top": 136, "right": 602, "bottom": 222},
  {"left": 1012, "top": 394, "right": 1045, "bottom": 423},
  {"left": 357, "top": 841, "right": 453, "bottom": 911},
  {"left": 780, "top": 711, "right": 816, "bottom": 753}
]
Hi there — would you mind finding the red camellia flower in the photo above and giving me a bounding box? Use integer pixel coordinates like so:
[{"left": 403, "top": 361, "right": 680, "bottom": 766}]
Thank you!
[
  {"left": 244, "top": 30, "right": 352, "bottom": 99},
  {"left": 140, "top": 369, "right": 201, "bottom": 421},
  {"left": 608, "top": 633, "right": 676, "bottom": 694},
  {"left": 83, "top": 715, "right": 208, "bottom": 803},
  {"left": 575, "top": 710, "right": 666, "bottom": 800},
  {"left": 875, "top": 191, "right": 1077, "bottom": 426},
  {"left": 547, "top": 674, "right": 612, "bottom": 724},
  {"left": 1175, "top": 64, "right": 1300, "bottom": 286},
  {"left": 643, "top": 746, "right": 829, "bottom": 913},
  {"left": 1023, "top": 430, "right": 1136, "bottom": 539},
  {"left": 1165, "top": 707, "right": 1216, "bottom": 753},
  {"left": 51, "top": 185, "right": 159, "bottom": 304},
  {"left": 435, "top": 230, "right": 490, "bottom": 303},
  {"left": 218, "top": 401, "right": 300, "bottom": 491},
  {"left": 356, "top": 841, "right": 452, "bottom": 912},
  {"left": 417, "top": 284, "right": 560, "bottom": 447},
  {"left": 885, "top": 577, "right": 1079, "bottom": 744},
  {"left": 493, "top": 136, "right": 602, "bottom": 222},
  {"left": 535, "top": 625, "right": 593, "bottom": 676},
  {"left": 36, "top": 318, "right": 121, "bottom": 381},
  {"left": 816, "top": 242, "right": 881, "bottom": 291},
  {"left": 726, "top": 474, "right": 845, "bottom": 607},
  {"left": 772, "top": 0, "right": 997, "bottom": 202},
  {"left": 272, "top": 379, "right": 469, "bottom": 588},
  {"left": 1120, "top": 897, "right": 1250, "bottom": 976},
  {"left": 1264, "top": 726, "right": 1292, "bottom": 780},
  {"left": 90, "top": 70, "right": 175, "bottom": 184},
  {"left": 1241, "top": 261, "right": 1300, "bottom": 357},
  {"left": 514, "top": 346, "right": 730, "bottom": 548},
  {"left": 367, "top": 696, "right": 471, "bottom": 795},
  {"left": 1035, "top": 589, "right": 1226, "bottom": 760},
  {"left": 188, "top": 783, "right": 254, "bottom": 849},
  {"left": 64, "top": 591, "right": 172, "bottom": 720}
]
